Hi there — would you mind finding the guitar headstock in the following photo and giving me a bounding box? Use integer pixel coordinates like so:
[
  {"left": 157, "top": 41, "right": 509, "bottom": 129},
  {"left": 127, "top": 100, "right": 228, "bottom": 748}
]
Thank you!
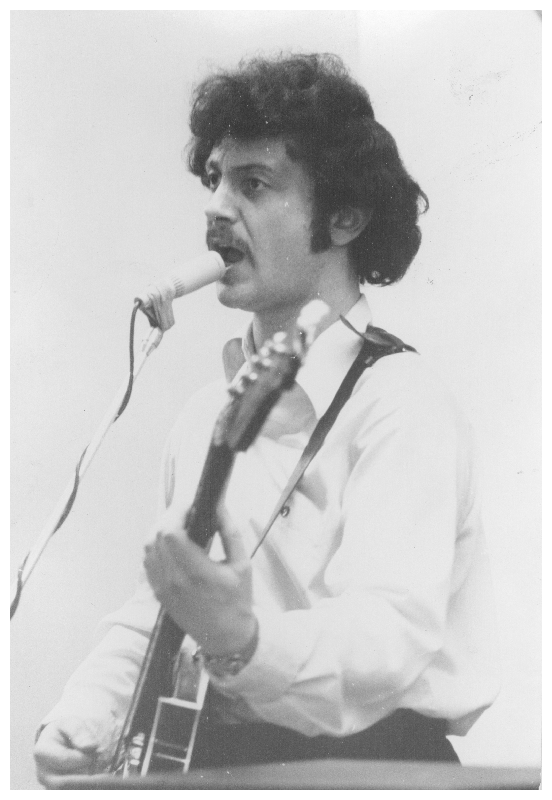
[{"left": 215, "top": 300, "right": 328, "bottom": 453}]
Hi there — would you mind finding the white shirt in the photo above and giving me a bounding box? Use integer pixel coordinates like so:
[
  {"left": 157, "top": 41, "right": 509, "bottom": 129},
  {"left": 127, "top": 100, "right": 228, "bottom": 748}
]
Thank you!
[{"left": 42, "top": 295, "right": 500, "bottom": 752}]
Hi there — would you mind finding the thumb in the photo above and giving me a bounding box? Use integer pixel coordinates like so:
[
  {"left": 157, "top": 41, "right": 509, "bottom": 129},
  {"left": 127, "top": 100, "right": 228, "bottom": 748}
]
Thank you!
[
  {"left": 63, "top": 718, "right": 103, "bottom": 752},
  {"left": 34, "top": 719, "right": 100, "bottom": 781},
  {"left": 155, "top": 502, "right": 189, "bottom": 536}
]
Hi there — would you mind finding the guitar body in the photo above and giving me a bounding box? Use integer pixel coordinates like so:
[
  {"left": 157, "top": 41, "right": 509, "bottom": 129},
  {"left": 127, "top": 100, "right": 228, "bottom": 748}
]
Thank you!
[
  {"left": 139, "top": 635, "right": 209, "bottom": 774},
  {"left": 110, "top": 304, "right": 327, "bottom": 777}
]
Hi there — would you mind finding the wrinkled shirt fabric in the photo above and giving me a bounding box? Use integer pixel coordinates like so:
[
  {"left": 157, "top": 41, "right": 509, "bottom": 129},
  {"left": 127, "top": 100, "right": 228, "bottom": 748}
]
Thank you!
[{"left": 41, "top": 295, "right": 500, "bottom": 755}]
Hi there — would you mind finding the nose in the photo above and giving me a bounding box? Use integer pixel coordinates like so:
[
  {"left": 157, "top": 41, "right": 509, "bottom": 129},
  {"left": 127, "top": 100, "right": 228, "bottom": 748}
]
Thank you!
[{"left": 205, "top": 180, "right": 238, "bottom": 224}]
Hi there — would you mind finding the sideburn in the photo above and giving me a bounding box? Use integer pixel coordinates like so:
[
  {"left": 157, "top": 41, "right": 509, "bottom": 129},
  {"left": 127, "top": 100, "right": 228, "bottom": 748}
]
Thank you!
[
  {"left": 283, "top": 135, "right": 333, "bottom": 253},
  {"left": 310, "top": 208, "right": 332, "bottom": 253}
]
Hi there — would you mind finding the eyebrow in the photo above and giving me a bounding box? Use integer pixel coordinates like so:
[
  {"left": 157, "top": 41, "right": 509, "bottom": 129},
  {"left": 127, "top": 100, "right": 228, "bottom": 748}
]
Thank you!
[{"left": 204, "top": 158, "right": 276, "bottom": 176}]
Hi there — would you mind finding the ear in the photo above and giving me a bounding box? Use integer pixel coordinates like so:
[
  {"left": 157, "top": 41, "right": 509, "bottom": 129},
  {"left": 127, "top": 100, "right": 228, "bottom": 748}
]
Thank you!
[{"left": 329, "top": 207, "right": 370, "bottom": 246}]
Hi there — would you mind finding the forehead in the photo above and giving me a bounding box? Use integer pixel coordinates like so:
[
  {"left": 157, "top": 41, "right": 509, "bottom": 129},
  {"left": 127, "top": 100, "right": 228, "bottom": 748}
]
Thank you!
[{"left": 206, "top": 136, "right": 300, "bottom": 176}]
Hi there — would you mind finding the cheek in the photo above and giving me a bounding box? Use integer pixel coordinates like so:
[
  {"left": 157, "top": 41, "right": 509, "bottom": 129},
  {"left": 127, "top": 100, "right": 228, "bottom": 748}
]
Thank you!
[{"left": 267, "top": 207, "right": 313, "bottom": 254}]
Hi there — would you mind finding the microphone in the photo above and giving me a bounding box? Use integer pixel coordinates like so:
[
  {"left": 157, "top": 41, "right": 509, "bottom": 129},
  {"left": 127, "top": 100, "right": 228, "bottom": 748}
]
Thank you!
[{"left": 136, "top": 251, "right": 227, "bottom": 331}]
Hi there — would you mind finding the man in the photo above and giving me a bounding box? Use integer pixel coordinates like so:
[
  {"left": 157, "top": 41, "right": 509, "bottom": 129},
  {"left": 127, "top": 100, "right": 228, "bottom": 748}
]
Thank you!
[{"left": 34, "top": 53, "right": 499, "bottom": 780}]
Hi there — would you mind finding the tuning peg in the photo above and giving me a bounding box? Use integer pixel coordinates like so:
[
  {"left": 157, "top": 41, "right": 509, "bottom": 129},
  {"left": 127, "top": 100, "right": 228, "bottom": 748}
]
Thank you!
[
  {"left": 228, "top": 381, "right": 246, "bottom": 397},
  {"left": 258, "top": 345, "right": 270, "bottom": 359},
  {"left": 296, "top": 300, "right": 329, "bottom": 350}
]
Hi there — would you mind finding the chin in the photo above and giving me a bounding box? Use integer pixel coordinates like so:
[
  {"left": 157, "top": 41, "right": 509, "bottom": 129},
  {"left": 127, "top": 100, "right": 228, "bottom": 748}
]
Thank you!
[{"left": 216, "top": 282, "right": 253, "bottom": 311}]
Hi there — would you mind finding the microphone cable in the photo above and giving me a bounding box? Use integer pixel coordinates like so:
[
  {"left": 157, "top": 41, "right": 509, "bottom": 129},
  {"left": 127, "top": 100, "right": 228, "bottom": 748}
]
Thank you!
[{"left": 11, "top": 301, "right": 144, "bottom": 619}]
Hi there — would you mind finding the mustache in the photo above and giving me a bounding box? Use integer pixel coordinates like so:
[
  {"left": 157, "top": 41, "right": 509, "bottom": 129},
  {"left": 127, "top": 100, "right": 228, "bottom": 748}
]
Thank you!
[{"left": 206, "top": 225, "right": 249, "bottom": 255}]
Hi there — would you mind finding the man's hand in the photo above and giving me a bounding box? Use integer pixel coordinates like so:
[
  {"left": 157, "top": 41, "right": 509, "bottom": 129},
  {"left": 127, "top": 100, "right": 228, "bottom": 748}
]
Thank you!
[
  {"left": 144, "top": 505, "right": 257, "bottom": 656},
  {"left": 34, "top": 717, "right": 102, "bottom": 784}
]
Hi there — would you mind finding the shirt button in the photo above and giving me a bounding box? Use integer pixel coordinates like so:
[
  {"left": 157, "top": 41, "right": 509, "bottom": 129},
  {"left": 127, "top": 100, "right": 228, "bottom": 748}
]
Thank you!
[{"left": 280, "top": 505, "right": 290, "bottom": 518}]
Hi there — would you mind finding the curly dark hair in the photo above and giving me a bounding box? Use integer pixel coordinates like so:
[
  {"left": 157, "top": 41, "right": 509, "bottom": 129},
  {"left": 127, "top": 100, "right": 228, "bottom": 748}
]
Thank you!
[{"left": 188, "top": 53, "right": 428, "bottom": 285}]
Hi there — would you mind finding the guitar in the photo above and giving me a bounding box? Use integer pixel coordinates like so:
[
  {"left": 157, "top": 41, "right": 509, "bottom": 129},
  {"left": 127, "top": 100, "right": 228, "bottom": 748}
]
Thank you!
[{"left": 110, "top": 301, "right": 327, "bottom": 777}]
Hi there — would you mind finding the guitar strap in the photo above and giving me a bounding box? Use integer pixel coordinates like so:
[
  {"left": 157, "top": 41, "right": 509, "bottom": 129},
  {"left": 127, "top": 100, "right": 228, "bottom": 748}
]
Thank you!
[
  {"left": 250, "top": 320, "right": 416, "bottom": 558},
  {"left": 193, "top": 321, "right": 417, "bottom": 769}
]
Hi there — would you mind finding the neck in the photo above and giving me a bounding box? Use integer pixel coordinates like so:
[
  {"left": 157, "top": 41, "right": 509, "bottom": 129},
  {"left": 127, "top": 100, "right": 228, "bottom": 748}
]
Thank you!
[
  {"left": 252, "top": 305, "right": 310, "bottom": 352},
  {"left": 251, "top": 280, "right": 361, "bottom": 351}
]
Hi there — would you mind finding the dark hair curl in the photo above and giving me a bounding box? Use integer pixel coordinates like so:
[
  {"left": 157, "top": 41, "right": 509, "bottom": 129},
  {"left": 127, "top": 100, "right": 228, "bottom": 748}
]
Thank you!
[{"left": 188, "top": 53, "right": 428, "bottom": 285}]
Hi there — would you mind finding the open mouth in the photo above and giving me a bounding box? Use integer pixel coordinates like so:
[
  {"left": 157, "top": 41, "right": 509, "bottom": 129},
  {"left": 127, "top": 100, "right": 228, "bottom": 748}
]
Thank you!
[{"left": 215, "top": 246, "right": 245, "bottom": 266}]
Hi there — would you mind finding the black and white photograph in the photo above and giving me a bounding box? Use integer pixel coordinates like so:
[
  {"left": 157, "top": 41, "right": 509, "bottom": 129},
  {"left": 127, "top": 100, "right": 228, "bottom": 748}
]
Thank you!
[{"left": 11, "top": 10, "right": 541, "bottom": 790}]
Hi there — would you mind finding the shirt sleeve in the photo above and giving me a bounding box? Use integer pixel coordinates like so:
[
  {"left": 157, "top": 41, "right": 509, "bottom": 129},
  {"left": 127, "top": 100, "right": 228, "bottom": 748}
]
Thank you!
[
  {"left": 207, "top": 357, "right": 479, "bottom": 736},
  {"left": 37, "top": 573, "right": 159, "bottom": 761}
]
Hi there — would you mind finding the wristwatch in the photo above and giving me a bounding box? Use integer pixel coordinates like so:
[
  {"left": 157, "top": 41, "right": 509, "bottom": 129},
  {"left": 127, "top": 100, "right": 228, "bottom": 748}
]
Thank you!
[{"left": 197, "top": 619, "right": 259, "bottom": 679}]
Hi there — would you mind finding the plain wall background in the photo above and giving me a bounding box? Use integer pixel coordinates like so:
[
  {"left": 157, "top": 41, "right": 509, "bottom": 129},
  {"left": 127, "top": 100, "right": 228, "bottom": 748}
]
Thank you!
[{"left": 11, "top": 10, "right": 541, "bottom": 788}]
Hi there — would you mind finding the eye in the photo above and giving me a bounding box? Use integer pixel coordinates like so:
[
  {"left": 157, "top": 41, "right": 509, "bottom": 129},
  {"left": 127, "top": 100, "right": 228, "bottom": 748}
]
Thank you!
[
  {"left": 203, "top": 171, "right": 220, "bottom": 191},
  {"left": 243, "top": 177, "right": 266, "bottom": 196}
]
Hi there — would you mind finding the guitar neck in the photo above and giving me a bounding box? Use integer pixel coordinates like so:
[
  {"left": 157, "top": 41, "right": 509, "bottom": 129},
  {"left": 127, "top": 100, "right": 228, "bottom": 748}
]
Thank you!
[
  {"left": 184, "top": 441, "right": 235, "bottom": 549},
  {"left": 110, "top": 313, "right": 319, "bottom": 776},
  {"left": 112, "top": 440, "right": 235, "bottom": 772}
]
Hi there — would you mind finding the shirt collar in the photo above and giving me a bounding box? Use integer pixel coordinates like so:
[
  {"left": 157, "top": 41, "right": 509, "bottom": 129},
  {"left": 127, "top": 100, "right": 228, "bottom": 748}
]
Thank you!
[{"left": 222, "top": 294, "right": 372, "bottom": 420}]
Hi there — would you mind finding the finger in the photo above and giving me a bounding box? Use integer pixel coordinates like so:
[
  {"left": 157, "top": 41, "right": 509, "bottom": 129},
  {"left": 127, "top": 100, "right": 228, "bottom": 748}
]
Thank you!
[
  {"left": 144, "top": 534, "right": 188, "bottom": 592},
  {"left": 145, "top": 532, "right": 212, "bottom": 594},
  {"left": 37, "top": 719, "right": 100, "bottom": 752},
  {"left": 35, "top": 734, "right": 96, "bottom": 777},
  {"left": 216, "top": 504, "right": 248, "bottom": 564},
  {"left": 36, "top": 746, "right": 95, "bottom": 777},
  {"left": 62, "top": 720, "right": 102, "bottom": 752},
  {"left": 143, "top": 540, "right": 166, "bottom": 592},
  {"left": 155, "top": 503, "right": 189, "bottom": 537},
  {"left": 161, "top": 531, "right": 220, "bottom": 581}
]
